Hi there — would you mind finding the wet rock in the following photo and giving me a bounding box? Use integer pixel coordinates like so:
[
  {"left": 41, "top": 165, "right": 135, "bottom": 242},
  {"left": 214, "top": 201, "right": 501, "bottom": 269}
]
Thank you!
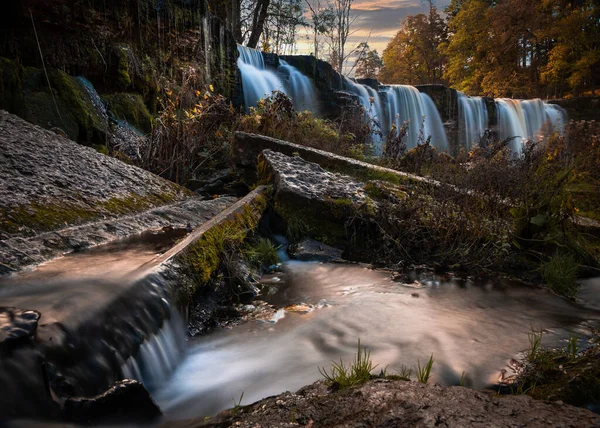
[
  {"left": 0, "top": 307, "right": 40, "bottom": 352},
  {"left": 289, "top": 238, "right": 343, "bottom": 262},
  {"left": 62, "top": 379, "right": 161, "bottom": 424},
  {"left": 261, "top": 149, "right": 367, "bottom": 205},
  {"left": 174, "top": 379, "right": 600, "bottom": 427}
]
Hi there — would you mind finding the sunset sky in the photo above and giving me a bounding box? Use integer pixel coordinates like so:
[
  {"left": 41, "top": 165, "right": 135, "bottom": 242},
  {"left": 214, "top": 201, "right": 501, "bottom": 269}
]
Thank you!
[{"left": 295, "top": 0, "right": 451, "bottom": 73}]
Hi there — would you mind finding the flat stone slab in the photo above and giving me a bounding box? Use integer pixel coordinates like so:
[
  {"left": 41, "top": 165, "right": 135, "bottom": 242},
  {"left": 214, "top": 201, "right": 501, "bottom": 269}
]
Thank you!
[
  {"left": 0, "top": 196, "right": 237, "bottom": 271},
  {"left": 0, "top": 110, "right": 190, "bottom": 241},
  {"left": 170, "top": 379, "right": 600, "bottom": 427},
  {"left": 262, "top": 149, "right": 366, "bottom": 205}
]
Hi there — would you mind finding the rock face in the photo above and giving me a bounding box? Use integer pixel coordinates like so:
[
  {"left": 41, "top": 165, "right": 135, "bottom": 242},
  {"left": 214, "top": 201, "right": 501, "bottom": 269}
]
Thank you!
[
  {"left": 62, "top": 379, "right": 161, "bottom": 424},
  {"left": 173, "top": 379, "right": 600, "bottom": 427}
]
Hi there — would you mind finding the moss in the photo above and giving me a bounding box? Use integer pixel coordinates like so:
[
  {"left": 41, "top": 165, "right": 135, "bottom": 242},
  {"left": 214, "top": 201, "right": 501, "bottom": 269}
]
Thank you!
[
  {"left": 20, "top": 67, "right": 106, "bottom": 144},
  {"left": 0, "top": 191, "right": 181, "bottom": 236},
  {"left": 178, "top": 193, "right": 268, "bottom": 298},
  {"left": 0, "top": 57, "right": 25, "bottom": 115},
  {"left": 103, "top": 93, "right": 153, "bottom": 133},
  {"left": 115, "top": 47, "right": 132, "bottom": 89}
]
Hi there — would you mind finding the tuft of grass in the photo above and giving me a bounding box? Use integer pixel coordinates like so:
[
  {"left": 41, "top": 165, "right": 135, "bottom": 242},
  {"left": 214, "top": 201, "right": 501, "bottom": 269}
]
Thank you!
[
  {"left": 460, "top": 371, "right": 467, "bottom": 387},
  {"left": 246, "top": 237, "right": 279, "bottom": 268},
  {"left": 318, "top": 339, "right": 378, "bottom": 389},
  {"left": 528, "top": 327, "right": 544, "bottom": 362},
  {"left": 416, "top": 354, "right": 434, "bottom": 383},
  {"left": 540, "top": 253, "right": 580, "bottom": 298},
  {"left": 566, "top": 333, "right": 579, "bottom": 360},
  {"left": 397, "top": 364, "right": 412, "bottom": 381}
]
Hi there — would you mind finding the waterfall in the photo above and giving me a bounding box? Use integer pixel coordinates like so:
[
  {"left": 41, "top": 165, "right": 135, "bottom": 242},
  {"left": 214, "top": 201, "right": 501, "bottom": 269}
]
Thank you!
[
  {"left": 384, "top": 85, "right": 448, "bottom": 151},
  {"left": 278, "top": 60, "right": 318, "bottom": 113},
  {"left": 458, "top": 92, "right": 488, "bottom": 150},
  {"left": 495, "top": 98, "right": 568, "bottom": 155},
  {"left": 342, "top": 77, "right": 385, "bottom": 152},
  {"left": 237, "top": 45, "right": 287, "bottom": 109},
  {"left": 121, "top": 305, "right": 186, "bottom": 392}
]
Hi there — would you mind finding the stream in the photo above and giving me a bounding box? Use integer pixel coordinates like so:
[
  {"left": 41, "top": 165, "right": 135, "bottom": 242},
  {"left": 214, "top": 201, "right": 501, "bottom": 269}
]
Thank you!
[{"left": 153, "top": 259, "right": 600, "bottom": 421}]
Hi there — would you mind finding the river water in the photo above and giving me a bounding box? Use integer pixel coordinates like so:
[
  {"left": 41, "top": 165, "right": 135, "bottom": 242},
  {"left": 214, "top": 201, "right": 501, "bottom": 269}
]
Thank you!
[{"left": 154, "top": 260, "right": 600, "bottom": 420}]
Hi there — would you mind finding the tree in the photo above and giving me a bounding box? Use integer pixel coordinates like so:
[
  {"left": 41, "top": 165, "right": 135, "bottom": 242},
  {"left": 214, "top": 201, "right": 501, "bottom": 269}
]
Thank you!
[
  {"left": 379, "top": 4, "right": 447, "bottom": 84},
  {"left": 246, "top": 0, "right": 272, "bottom": 48},
  {"left": 324, "top": 0, "right": 357, "bottom": 73},
  {"left": 305, "top": 0, "right": 336, "bottom": 59},
  {"left": 263, "top": 0, "right": 307, "bottom": 54},
  {"left": 354, "top": 43, "right": 382, "bottom": 79},
  {"left": 440, "top": 0, "right": 491, "bottom": 94}
]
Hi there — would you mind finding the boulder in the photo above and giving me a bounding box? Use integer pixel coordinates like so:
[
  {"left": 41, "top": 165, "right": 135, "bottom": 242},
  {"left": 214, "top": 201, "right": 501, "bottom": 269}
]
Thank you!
[
  {"left": 289, "top": 238, "right": 343, "bottom": 262},
  {"left": 0, "top": 307, "right": 40, "bottom": 352}
]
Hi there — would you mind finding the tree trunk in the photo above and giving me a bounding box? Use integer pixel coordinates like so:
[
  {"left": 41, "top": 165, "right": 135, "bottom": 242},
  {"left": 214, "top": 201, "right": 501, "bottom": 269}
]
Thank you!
[{"left": 247, "top": 0, "right": 271, "bottom": 48}]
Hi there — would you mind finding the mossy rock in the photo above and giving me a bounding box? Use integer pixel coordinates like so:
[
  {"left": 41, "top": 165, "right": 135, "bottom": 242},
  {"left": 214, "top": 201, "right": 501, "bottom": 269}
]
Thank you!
[
  {"left": 103, "top": 93, "right": 153, "bottom": 134},
  {"left": 0, "top": 57, "right": 25, "bottom": 115},
  {"left": 20, "top": 67, "right": 106, "bottom": 144}
]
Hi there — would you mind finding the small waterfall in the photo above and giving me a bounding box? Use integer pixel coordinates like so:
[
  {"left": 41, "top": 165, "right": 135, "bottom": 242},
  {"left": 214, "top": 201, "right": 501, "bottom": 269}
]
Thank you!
[
  {"left": 384, "top": 85, "right": 449, "bottom": 151},
  {"left": 121, "top": 305, "right": 186, "bottom": 392},
  {"left": 279, "top": 60, "right": 318, "bottom": 113},
  {"left": 237, "top": 45, "right": 287, "bottom": 109},
  {"left": 458, "top": 92, "right": 488, "bottom": 150},
  {"left": 495, "top": 98, "right": 568, "bottom": 155},
  {"left": 342, "top": 77, "right": 385, "bottom": 151}
]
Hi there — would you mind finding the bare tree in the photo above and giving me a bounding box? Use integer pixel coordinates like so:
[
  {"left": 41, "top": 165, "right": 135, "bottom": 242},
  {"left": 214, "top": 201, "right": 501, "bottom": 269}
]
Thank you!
[
  {"left": 325, "top": 0, "right": 358, "bottom": 73},
  {"left": 305, "top": 0, "right": 335, "bottom": 59}
]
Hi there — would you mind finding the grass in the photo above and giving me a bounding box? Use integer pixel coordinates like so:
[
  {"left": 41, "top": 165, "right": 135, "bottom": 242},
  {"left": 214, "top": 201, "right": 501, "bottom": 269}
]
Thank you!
[
  {"left": 505, "top": 325, "right": 600, "bottom": 407},
  {"left": 540, "top": 253, "right": 580, "bottom": 298},
  {"left": 318, "top": 339, "right": 378, "bottom": 389},
  {"left": 416, "top": 354, "right": 434, "bottom": 383},
  {"left": 246, "top": 237, "right": 279, "bottom": 268}
]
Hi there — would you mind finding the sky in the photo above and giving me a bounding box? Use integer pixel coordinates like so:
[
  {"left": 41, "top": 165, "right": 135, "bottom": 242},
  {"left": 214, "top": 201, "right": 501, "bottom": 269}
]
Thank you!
[{"left": 294, "top": 0, "right": 451, "bottom": 73}]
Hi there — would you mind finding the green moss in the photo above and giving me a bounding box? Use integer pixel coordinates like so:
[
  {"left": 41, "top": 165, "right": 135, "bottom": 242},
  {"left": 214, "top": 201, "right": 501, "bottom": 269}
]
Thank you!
[
  {"left": 20, "top": 66, "right": 106, "bottom": 144},
  {"left": 0, "top": 57, "right": 25, "bottom": 115},
  {"left": 178, "top": 193, "right": 268, "bottom": 297},
  {"left": 115, "top": 47, "right": 132, "bottom": 89},
  {"left": 103, "top": 93, "right": 153, "bottom": 133},
  {"left": 0, "top": 191, "right": 182, "bottom": 236}
]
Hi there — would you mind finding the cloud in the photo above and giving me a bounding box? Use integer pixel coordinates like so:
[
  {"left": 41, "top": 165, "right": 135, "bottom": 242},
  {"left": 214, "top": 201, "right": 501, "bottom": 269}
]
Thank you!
[{"left": 296, "top": 0, "right": 450, "bottom": 60}]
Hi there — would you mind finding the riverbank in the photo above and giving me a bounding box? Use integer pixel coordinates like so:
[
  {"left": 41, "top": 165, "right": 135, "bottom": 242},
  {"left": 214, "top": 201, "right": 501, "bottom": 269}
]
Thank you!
[{"left": 165, "top": 378, "right": 600, "bottom": 427}]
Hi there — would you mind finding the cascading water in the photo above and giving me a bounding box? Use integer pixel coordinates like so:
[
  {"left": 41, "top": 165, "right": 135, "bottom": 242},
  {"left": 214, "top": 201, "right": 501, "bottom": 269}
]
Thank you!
[
  {"left": 342, "top": 77, "right": 385, "bottom": 152},
  {"left": 278, "top": 60, "right": 318, "bottom": 113},
  {"left": 495, "top": 98, "right": 568, "bottom": 155},
  {"left": 237, "top": 45, "right": 287, "bottom": 109},
  {"left": 384, "top": 85, "right": 449, "bottom": 151},
  {"left": 458, "top": 92, "right": 488, "bottom": 150},
  {"left": 121, "top": 307, "right": 186, "bottom": 392}
]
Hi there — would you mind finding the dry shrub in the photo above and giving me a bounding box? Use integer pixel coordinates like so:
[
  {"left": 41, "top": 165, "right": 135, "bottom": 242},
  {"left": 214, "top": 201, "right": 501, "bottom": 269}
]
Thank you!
[
  {"left": 142, "top": 68, "right": 235, "bottom": 185},
  {"left": 238, "top": 91, "right": 369, "bottom": 157}
]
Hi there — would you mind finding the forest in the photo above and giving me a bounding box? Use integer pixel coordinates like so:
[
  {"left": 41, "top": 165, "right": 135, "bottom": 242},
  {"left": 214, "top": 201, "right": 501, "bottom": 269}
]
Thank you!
[{"left": 221, "top": 0, "right": 600, "bottom": 98}]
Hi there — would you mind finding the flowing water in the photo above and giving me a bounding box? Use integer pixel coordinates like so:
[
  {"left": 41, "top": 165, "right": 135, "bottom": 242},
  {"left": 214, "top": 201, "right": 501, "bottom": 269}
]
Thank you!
[
  {"left": 458, "top": 92, "right": 488, "bottom": 150},
  {"left": 384, "top": 85, "right": 449, "bottom": 151},
  {"left": 236, "top": 48, "right": 567, "bottom": 155},
  {"left": 237, "top": 45, "right": 287, "bottom": 109},
  {"left": 279, "top": 60, "right": 318, "bottom": 113},
  {"left": 495, "top": 99, "right": 568, "bottom": 154},
  {"left": 151, "top": 260, "right": 600, "bottom": 420}
]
